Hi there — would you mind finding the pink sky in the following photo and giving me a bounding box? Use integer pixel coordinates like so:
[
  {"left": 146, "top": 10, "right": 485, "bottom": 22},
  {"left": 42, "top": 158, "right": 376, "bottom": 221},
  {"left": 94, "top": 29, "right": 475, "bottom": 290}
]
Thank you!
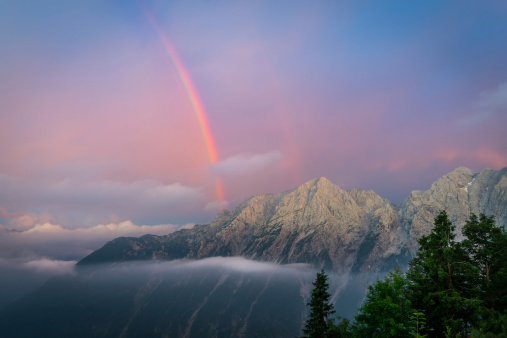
[{"left": 1, "top": 0, "right": 506, "bottom": 233}]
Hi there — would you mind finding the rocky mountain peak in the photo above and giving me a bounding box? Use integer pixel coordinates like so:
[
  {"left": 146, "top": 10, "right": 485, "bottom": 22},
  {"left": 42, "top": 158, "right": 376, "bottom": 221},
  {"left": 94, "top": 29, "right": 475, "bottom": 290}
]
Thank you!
[
  {"left": 432, "top": 166, "right": 476, "bottom": 190},
  {"left": 305, "top": 176, "right": 332, "bottom": 185},
  {"left": 347, "top": 189, "right": 389, "bottom": 210},
  {"left": 399, "top": 166, "right": 507, "bottom": 250},
  {"left": 295, "top": 177, "right": 344, "bottom": 197},
  {"left": 448, "top": 166, "right": 477, "bottom": 177},
  {"left": 311, "top": 176, "right": 334, "bottom": 187},
  {"left": 79, "top": 167, "right": 507, "bottom": 273}
]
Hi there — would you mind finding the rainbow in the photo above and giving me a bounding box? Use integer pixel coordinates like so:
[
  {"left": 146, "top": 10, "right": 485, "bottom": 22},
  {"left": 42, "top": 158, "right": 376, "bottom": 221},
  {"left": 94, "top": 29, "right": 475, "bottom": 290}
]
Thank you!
[{"left": 138, "top": 3, "right": 225, "bottom": 202}]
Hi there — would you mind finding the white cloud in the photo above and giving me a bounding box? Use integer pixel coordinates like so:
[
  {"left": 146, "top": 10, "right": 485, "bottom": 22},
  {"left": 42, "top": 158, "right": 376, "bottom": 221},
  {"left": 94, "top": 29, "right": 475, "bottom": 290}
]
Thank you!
[
  {"left": 22, "top": 220, "right": 193, "bottom": 238},
  {"left": 7, "top": 213, "right": 53, "bottom": 230},
  {"left": 20, "top": 258, "right": 76, "bottom": 275},
  {"left": 0, "top": 219, "right": 194, "bottom": 265},
  {"left": 183, "top": 256, "right": 313, "bottom": 274},
  {"left": 459, "top": 81, "right": 507, "bottom": 126},
  {"left": 0, "top": 218, "right": 197, "bottom": 307},
  {"left": 213, "top": 150, "right": 284, "bottom": 176}
]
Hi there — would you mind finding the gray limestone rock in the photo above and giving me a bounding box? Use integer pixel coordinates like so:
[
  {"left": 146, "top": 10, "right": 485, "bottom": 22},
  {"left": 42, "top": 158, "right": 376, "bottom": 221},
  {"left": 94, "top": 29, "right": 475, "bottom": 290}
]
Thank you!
[{"left": 79, "top": 167, "right": 507, "bottom": 274}]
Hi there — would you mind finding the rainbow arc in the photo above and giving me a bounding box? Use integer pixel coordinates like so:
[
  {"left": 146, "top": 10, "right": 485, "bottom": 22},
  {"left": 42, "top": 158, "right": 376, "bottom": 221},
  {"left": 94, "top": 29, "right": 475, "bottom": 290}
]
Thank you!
[{"left": 139, "top": 4, "right": 225, "bottom": 201}]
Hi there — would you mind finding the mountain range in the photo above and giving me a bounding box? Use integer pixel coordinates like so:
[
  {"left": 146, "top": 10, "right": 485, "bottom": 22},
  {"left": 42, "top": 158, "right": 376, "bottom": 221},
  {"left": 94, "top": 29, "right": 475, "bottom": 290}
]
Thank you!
[
  {"left": 1, "top": 167, "right": 506, "bottom": 337},
  {"left": 80, "top": 166, "right": 507, "bottom": 273}
]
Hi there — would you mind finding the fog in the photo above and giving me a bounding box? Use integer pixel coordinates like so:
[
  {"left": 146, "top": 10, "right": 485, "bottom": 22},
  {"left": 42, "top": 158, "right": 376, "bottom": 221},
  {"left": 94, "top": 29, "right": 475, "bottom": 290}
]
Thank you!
[
  {"left": 0, "top": 259, "right": 77, "bottom": 310},
  {"left": 0, "top": 221, "right": 192, "bottom": 310},
  {"left": 1, "top": 252, "right": 383, "bottom": 338},
  {"left": 75, "top": 257, "right": 318, "bottom": 281},
  {"left": 55, "top": 256, "right": 364, "bottom": 320}
]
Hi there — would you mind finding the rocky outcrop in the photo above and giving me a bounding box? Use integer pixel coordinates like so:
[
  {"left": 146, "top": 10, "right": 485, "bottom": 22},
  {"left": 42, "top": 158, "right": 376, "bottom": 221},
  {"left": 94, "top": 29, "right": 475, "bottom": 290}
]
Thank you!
[
  {"left": 468, "top": 167, "right": 507, "bottom": 227},
  {"left": 399, "top": 167, "right": 507, "bottom": 251},
  {"left": 79, "top": 167, "right": 507, "bottom": 274}
]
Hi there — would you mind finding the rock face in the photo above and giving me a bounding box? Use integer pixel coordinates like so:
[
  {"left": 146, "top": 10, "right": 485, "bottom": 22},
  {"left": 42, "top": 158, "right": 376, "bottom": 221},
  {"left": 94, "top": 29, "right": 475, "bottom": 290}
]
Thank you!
[
  {"left": 399, "top": 167, "right": 507, "bottom": 250},
  {"left": 79, "top": 167, "right": 507, "bottom": 277},
  {"left": 79, "top": 178, "right": 406, "bottom": 276}
]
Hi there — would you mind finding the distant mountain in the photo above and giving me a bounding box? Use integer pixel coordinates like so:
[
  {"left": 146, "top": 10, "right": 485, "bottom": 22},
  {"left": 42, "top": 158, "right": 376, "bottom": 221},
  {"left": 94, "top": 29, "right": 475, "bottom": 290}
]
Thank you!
[
  {"left": 1, "top": 167, "right": 506, "bottom": 337},
  {"left": 79, "top": 167, "right": 507, "bottom": 274},
  {"left": 79, "top": 177, "right": 403, "bottom": 273}
]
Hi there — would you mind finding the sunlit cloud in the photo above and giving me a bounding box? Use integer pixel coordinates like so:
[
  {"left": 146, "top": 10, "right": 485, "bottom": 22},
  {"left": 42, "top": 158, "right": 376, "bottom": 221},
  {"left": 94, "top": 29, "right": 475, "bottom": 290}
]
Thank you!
[
  {"left": 20, "top": 220, "right": 193, "bottom": 238},
  {"left": 213, "top": 151, "right": 284, "bottom": 177},
  {"left": 6, "top": 213, "right": 53, "bottom": 230},
  {"left": 19, "top": 258, "right": 76, "bottom": 275},
  {"left": 0, "top": 218, "right": 193, "bottom": 265}
]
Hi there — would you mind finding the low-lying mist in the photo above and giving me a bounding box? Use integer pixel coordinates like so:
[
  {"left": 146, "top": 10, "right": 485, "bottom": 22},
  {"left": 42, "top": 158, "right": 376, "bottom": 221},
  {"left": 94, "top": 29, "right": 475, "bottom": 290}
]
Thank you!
[{"left": 1, "top": 256, "right": 381, "bottom": 337}]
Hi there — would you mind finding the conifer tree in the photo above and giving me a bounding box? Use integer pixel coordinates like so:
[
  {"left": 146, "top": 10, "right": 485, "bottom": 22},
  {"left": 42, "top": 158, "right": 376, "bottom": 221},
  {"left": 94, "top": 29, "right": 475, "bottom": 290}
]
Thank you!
[
  {"left": 303, "top": 269, "right": 335, "bottom": 338},
  {"left": 462, "top": 214, "right": 507, "bottom": 335},
  {"left": 406, "top": 211, "right": 476, "bottom": 337},
  {"left": 344, "top": 211, "right": 506, "bottom": 337}
]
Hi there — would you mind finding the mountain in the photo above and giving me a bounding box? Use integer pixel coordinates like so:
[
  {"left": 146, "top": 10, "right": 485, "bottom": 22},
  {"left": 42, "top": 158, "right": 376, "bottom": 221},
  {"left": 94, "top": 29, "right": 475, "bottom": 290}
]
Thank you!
[
  {"left": 400, "top": 167, "right": 507, "bottom": 249},
  {"left": 1, "top": 167, "right": 506, "bottom": 337},
  {"left": 79, "top": 167, "right": 507, "bottom": 274},
  {"left": 79, "top": 177, "right": 405, "bottom": 274}
]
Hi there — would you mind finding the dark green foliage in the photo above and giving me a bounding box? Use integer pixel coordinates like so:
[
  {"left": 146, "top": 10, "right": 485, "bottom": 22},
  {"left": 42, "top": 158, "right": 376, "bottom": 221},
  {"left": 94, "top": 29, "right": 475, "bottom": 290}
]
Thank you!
[
  {"left": 349, "top": 211, "right": 506, "bottom": 337},
  {"left": 328, "top": 317, "right": 353, "bottom": 337},
  {"left": 352, "top": 268, "right": 415, "bottom": 337},
  {"left": 470, "top": 312, "right": 507, "bottom": 338},
  {"left": 462, "top": 214, "right": 507, "bottom": 310},
  {"left": 406, "top": 211, "right": 477, "bottom": 337},
  {"left": 303, "top": 269, "right": 335, "bottom": 338},
  {"left": 462, "top": 214, "right": 507, "bottom": 336},
  {"left": 409, "top": 312, "right": 427, "bottom": 337}
]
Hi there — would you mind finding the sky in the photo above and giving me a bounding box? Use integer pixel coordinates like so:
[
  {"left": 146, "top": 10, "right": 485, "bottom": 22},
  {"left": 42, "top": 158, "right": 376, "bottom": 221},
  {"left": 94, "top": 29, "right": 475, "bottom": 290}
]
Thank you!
[{"left": 1, "top": 0, "right": 507, "bottom": 276}]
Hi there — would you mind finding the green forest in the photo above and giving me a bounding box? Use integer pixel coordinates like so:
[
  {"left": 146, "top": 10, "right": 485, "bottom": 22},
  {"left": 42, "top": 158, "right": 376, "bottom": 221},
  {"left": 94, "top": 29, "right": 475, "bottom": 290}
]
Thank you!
[{"left": 304, "top": 211, "right": 507, "bottom": 338}]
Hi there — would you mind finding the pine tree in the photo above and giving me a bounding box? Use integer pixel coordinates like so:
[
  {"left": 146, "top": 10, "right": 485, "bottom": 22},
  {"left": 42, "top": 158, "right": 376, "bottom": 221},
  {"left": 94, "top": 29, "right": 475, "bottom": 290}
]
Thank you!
[
  {"left": 327, "top": 317, "right": 353, "bottom": 337},
  {"left": 303, "top": 269, "right": 335, "bottom": 338},
  {"left": 407, "top": 211, "right": 477, "bottom": 337},
  {"left": 342, "top": 211, "right": 506, "bottom": 337},
  {"left": 462, "top": 214, "right": 507, "bottom": 335}
]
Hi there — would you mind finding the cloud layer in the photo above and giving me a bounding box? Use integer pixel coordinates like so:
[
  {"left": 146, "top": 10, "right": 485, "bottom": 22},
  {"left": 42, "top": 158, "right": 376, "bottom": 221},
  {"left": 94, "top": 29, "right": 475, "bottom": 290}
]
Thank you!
[
  {"left": 0, "top": 216, "right": 193, "bottom": 310},
  {"left": 213, "top": 151, "right": 284, "bottom": 177},
  {"left": 0, "top": 218, "right": 192, "bottom": 264},
  {"left": 0, "top": 175, "right": 207, "bottom": 225}
]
